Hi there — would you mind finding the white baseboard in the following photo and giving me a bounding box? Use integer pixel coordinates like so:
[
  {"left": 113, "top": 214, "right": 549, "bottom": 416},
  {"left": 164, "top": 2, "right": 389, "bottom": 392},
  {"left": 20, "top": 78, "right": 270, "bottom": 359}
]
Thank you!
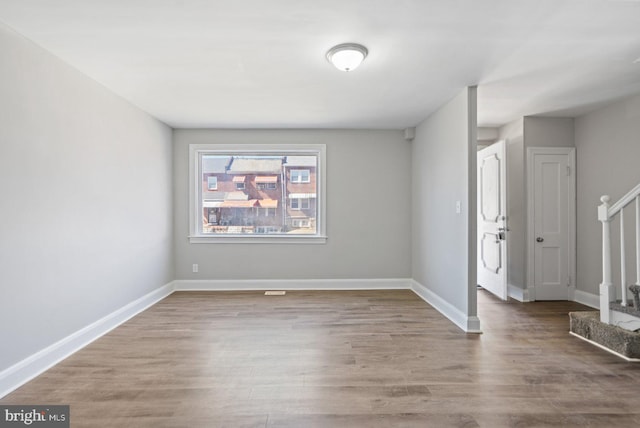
[
  {"left": 0, "top": 282, "right": 175, "bottom": 399},
  {"left": 569, "top": 332, "right": 640, "bottom": 362},
  {"left": 410, "top": 280, "right": 482, "bottom": 333},
  {"left": 573, "top": 289, "right": 599, "bottom": 309},
  {"left": 507, "top": 284, "right": 530, "bottom": 302},
  {"left": 173, "top": 278, "right": 412, "bottom": 291}
]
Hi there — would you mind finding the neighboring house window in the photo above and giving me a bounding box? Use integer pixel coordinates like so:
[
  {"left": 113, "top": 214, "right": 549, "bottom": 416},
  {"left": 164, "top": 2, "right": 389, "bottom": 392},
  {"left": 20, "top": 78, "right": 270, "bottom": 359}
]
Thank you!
[
  {"left": 256, "top": 176, "right": 278, "bottom": 190},
  {"left": 207, "top": 176, "right": 217, "bottom": 190},
  {"left": 290, "top": 169, "right": 310, "bottom": 183},
  {"left": 256, "top": 226, "right": 281, "bottom": 234},
  {"left": 291, "top": 198, "right": 310, "bottom": 210},
  {"left": 257, "top": 182, "right": 277, "bottom": 190},
  {"left": 189, "top": 144, "right": 326, "bottom": 243},
  {"left": 255, "top": 207, "right": 274, "bottom": 216},
  {"left": 233, "top": 175, "right": 246, "bottom": 190},
  {"left": 292, "top": 219, "right": 310, "bottom": 228}
]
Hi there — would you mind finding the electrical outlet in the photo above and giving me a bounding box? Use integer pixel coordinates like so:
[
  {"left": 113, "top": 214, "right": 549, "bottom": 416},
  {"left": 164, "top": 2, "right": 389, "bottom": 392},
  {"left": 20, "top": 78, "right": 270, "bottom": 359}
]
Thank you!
[{"left": 192, "top": 264, "right": 198, "bottom": 273}]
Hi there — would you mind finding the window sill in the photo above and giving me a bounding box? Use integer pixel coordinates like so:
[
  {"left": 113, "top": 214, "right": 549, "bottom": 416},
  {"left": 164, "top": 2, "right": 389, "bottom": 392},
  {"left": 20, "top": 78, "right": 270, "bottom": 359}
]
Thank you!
[{"left": 188, "top": 235, "right": 328, "bottom": 244}]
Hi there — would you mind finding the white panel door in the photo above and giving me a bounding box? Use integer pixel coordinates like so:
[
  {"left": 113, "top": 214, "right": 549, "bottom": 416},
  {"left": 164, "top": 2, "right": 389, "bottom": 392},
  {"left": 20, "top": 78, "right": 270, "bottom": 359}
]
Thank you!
[
  {"left": 533, "top": 154, "right": 570, "bottom": 300},
  {"left": 477, "top": 141, "right": 507, "bottom": 300}
]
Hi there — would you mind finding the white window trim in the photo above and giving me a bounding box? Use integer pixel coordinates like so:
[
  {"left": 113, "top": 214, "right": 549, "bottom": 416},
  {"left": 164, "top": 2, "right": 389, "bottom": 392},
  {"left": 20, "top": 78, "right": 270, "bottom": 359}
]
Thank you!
[{"left": 189, "top": 143, "right": 327, "bottom": 244}]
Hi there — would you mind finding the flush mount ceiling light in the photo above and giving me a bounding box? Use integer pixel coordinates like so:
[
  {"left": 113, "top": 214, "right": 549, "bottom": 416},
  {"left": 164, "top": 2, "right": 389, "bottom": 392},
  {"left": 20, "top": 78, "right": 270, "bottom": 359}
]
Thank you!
[{"left": 326, "top": 43, "right": 368, "bottom": 72}]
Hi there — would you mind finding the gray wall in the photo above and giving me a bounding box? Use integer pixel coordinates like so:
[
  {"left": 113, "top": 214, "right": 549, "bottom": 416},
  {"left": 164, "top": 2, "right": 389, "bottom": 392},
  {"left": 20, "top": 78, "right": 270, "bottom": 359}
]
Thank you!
[
  {"left": 173, "top": 129, "right": 412, "bottom": 280},
  {"left": 524, "top": 117, "right": 575, "bottom": 148},
  {"left": 0, "top": 24, "right": 174, "bottom": 370},
  {"left": 495, "top": 116, "right": 574, "bottom": 297},
  {"left": 411, "top": 88, "right": 477, "bottom": 318},
  {"left": 574, "top": 93, "right": 640, "bottom": 296},
  {"left": 498, "top": 118, "right": 526, "bottom": 292}
]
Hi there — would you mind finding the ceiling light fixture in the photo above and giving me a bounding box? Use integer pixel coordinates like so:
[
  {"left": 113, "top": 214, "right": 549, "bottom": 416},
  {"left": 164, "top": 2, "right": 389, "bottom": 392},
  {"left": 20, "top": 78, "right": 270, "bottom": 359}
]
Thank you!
[{"left": 326, "top": 43, "right": 368, "bottom": 72}]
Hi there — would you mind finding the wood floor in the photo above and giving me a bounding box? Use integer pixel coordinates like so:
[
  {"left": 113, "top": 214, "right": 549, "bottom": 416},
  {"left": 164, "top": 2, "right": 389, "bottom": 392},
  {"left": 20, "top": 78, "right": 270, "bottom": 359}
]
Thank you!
[{"left": 2, "top": 289, "right": 640, "bottom": 427}]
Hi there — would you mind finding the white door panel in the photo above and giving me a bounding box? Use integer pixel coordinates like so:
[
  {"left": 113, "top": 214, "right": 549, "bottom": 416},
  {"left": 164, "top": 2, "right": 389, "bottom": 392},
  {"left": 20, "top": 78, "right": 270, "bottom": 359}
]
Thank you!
[
  {"left": 531, "top": 152, "right": 573, "bottom": 301},
  {"left": 477, "top": 141, "right": 507, "bottom": 300}
]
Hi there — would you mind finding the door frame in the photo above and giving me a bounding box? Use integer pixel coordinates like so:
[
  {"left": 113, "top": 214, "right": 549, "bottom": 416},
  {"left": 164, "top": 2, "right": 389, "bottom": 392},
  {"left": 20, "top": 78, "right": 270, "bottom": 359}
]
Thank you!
[{"left": 526, "top": 147, "right": 576, "bottom": 301}]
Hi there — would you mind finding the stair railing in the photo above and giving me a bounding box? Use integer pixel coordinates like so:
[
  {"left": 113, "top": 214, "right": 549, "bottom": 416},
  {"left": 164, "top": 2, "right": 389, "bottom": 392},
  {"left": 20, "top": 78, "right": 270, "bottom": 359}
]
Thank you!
[{"left": 598, "top": 182, "right": 640, "bottom": 323}]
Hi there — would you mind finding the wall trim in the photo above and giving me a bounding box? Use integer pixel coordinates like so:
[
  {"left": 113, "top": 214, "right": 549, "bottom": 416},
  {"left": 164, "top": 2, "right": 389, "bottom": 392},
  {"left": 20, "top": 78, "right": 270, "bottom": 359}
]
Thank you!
[
  {"left": 570, "top": 332, "right": 640, "bottom": 362},
  {"left": 507, "top": 284, "right": 531, "bottom": 302},
  {"left": 410, "top": 280, "right": 482, "bottom": 333},
  {"left": 0, "top": 282, "right": 175, "bottom": 399},
  {"left": 573, "top": 289, "right": 599, "bottom": 309},
  {"left": 173, "top": 278, "right": 412, "bottom": 291}
]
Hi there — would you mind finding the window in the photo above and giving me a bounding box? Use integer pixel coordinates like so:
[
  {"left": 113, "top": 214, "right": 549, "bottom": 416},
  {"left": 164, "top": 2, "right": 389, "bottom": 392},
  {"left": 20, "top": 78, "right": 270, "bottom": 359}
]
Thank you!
[
  {"left": 291, "top": 198, "right": 310, "bottom": 210},
  {"left": 256, "top": 226, "right": 281, "bottom": 234},
  {"left": 257, "top": 182, "right": 277, "bottom": 190},
  {"left": 292, "top": 219, "right": 310, "bottom": 228},
  {"left": 189, "top": 144, "right": 326, "bottom": 243},
  {"left": 254, "top": 207, "right": 274, "bottom": 217},
  {"left": 232, "top": 175, "right": 246, "bottom": 190},
  {"left": 256, "top": 176, "right": 278, "bottom": 190},
  {"left": 290, "top": 169, "right": 310, "bottom": 183},
  {"left": 207, "top": 176, "right": 218, "bottom": 190}
]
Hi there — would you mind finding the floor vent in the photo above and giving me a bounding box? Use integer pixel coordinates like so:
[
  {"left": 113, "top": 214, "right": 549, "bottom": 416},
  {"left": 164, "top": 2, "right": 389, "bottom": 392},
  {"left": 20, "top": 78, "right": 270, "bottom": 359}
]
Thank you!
[{"left": 264, "top": 290, "right": 286, "bottom": 296}]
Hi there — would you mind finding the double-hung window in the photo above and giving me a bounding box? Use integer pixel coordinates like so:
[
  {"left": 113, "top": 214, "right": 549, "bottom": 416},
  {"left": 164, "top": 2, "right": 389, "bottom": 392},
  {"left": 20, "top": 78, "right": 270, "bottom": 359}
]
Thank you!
[
  {"left": 291, "top": 198, "right": 310, "bottom": 210},
  {"left": 290, "top": 169, "right": 310, "bottom": 183},
  {"left": 207, "top": 176, "right": 218, "bottom": 190},
  {"left": 189, "top": 144, "right": 326, "bottom": 243}
]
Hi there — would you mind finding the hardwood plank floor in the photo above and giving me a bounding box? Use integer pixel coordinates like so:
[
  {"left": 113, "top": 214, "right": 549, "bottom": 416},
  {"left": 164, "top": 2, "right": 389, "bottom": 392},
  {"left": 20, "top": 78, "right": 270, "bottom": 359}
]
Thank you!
[{"left": 2, "top": 289, "right": 640, "bottom": 427}]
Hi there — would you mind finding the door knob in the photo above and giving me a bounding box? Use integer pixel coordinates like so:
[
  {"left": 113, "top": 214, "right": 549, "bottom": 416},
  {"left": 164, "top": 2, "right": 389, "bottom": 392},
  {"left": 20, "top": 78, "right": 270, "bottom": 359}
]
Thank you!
[{"left": 536, "top": 237, "right": 544, "bottom": 243}]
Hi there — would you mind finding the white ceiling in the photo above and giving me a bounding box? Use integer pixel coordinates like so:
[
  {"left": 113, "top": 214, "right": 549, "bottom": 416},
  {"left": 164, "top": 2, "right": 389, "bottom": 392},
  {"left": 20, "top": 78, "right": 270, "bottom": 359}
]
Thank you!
[{"left": 1, "top": 0, "right": 639, "bottom": 129}]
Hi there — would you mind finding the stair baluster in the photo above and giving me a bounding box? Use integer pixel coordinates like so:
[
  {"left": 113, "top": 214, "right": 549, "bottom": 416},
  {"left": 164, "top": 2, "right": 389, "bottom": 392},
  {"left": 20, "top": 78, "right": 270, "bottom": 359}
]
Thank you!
[
  {"left": 636, "top": 196, "right": 640, "bottom": 291},
  {"left": 620, "top": 209, "right": 627, "bottom": 306}
]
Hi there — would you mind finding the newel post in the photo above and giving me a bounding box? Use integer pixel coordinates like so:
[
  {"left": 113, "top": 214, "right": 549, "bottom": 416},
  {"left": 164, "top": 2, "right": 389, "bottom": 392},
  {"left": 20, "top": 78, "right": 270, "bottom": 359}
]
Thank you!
[{"left": 598, "top": 195, "right": 614, "bottom": 323}]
